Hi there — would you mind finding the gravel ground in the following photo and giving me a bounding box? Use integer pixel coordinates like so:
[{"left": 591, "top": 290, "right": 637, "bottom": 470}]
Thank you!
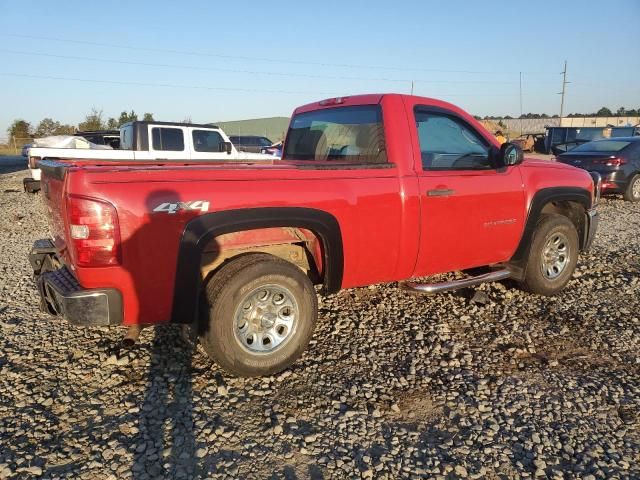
[{"left": 0, "top": 159, "right": 638, "bottom": 479}]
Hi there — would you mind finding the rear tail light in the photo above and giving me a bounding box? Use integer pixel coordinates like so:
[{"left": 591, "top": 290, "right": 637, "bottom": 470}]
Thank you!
[
  {"left": 592, "top": 157, "right": 626, "bottom": 166},
  {"left": 66, "top": 195, "right": 121, "bottom": 267}
]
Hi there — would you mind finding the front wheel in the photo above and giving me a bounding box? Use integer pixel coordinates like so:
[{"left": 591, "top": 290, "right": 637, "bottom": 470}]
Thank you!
[
  {"left": 200, "top": 253, "right": 318, "bottom": 377},
  {"left": 518, "top": 214, "right": 579, "bottom": 296},
  {"left": 623, "top": 174, "right": 640, "bottom": 202}
]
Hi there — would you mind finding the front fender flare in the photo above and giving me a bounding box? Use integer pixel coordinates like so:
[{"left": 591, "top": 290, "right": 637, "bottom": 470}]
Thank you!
[{"left": 510, "top": 187, "right": 592, "bottom": 266}]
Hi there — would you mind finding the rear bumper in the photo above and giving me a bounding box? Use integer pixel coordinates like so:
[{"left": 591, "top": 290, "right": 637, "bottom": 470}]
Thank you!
[
  {"left": 592, "top": 170, "right": 627, "bottom": 192},
  {"left": 583, "top": 208, "right": 599, "bottom": 251},
  {"left": 30, "top": 240, "right": 122, "bottom": 326}
]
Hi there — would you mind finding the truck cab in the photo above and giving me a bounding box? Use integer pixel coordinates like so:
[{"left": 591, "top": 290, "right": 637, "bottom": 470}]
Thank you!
[
  {"left": 24, "top": 121, "right": 273, "bottom": 192},
  {"left": 119, "top": 121, "right": 238, "bottom": 161}
]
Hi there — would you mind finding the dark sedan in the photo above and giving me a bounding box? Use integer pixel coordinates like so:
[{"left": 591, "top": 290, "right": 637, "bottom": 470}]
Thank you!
[
  {"left": 229, "top": 135, "right": 273, "bottom": 153},
  {"left": 556, "top": 137, "right": 640, "bottom": 202}
]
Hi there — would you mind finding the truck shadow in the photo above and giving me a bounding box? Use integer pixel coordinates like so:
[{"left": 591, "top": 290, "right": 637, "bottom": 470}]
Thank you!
[
  {"left": 124, "top": 190, "right": 214, "bottom": 479},
  {"left": 131, "top": 326, "right": 199, "bottom": 479}
]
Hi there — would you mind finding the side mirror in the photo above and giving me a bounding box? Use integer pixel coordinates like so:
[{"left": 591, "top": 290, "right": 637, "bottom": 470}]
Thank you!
[
  {"left": 219, "top": 141, "right": 233, "bottom": 154},
  {"left": 499, "top": 142, "right": 524, "bottom": 167}
]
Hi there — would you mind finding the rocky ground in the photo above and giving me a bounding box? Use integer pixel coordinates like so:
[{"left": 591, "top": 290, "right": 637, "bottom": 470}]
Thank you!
[{"left": 0, "top": 158, "right": 638, "bottom": 479}]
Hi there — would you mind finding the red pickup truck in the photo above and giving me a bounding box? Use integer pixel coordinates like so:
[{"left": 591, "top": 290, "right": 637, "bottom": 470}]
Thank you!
[{"left": 31, "top": 94, "right": 601, "bottom": 377}]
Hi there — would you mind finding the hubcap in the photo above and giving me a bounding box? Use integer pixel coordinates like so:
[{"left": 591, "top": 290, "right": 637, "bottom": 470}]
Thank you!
[
  {"left": 541, "top": 232, "right": 570, "bottom": 280},
  {"left": 632, "top": 178, "right": 640, "bottom": 199},
  {"left": 233, "top": 284, "right": 298, "bottom": 353}
]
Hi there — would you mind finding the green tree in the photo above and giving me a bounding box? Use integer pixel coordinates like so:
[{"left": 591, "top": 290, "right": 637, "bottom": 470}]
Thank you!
[
  {"left": 143, "top": 112, "right": 154, "bottom": 122},
  {"left": 106, "top": 117, "right": 118, "bottom": 129},
  {"left": 34, "top": 118, "right": 75, "bottom": 137},
  {"left": 78, "top": 108, "right": 105, "bottom": 131},
  {"left": 596, "top": 107, "right": 613, "bottom": 117},
  {"left": 616, "top": 107, "right": 626, "bottom": 116},
  {"left": 7, "top": 119, "right": 32, "bottom": 144},
  {"left": 118, "top": 110, "right": 138, "bottom": 126}
]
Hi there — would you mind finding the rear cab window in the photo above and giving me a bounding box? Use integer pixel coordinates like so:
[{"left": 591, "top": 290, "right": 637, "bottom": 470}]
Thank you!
[
  {"left": 282, "top": 105, "right": 387, "bottom": 165},
  {"left": 572, "top": 140, "right": 631, "bottom": 152},
  {"left": 151, "top": 127, "right": 185, "bottom": 151},
  {"left": 192, "top": 129, "right": 225, "bottom": 152}
]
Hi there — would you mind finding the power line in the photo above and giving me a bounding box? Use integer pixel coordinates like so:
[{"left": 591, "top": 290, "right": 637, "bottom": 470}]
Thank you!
[
  {"left": 0, "top": 33, "right": 559, "bottom": 76},
  {"left": 0, "top": 72, "right": 337, "bottom": 95},
  {"left": 0, "top": 72, "right": 523, "bottom": 97},
  {"left": 0, "top": 49, "right": 545, "bottom": 85}
]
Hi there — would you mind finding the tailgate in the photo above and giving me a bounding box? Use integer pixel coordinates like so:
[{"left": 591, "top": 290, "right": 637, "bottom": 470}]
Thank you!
[{"left": 39, "top": 160, "right": 70, "bottom": 257}]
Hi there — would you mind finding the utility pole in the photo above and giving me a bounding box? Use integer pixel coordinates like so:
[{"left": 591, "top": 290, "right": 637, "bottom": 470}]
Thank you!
[
  {"left": 410, "top": 80, "right": 414, "bottom": 95},
  {"left": 558, "top": 60, "right": 569, "bottom": 124},
  {"left": 519, "top": 72, "right": 523, "bottom": 135}
]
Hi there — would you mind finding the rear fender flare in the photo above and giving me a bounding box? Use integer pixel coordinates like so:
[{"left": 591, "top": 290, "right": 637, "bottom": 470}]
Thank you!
[{"left": 170, "top": 207, "right": 343, "bottom": 324}]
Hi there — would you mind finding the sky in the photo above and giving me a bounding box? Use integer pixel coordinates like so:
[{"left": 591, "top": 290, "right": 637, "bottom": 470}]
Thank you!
[{"left": 0, "top": 0, "right": 639, "bottom": 138}]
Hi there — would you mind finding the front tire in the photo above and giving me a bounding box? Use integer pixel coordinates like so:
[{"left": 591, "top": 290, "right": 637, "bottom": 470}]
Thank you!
[
  {"left": 623, "top": 174, "right": 640, "bottom": 202},
  {"left": 519, "top": 214, "right": 579, "bottom": 296},
  {"left": 200, "top": 253, "right": 318, "bottom": 377}
]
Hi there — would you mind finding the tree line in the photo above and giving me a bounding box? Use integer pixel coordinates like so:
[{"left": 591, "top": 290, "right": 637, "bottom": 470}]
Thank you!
[
  {"left": 479, "top": 106, "right": 640, "bottom": 121},
  {"left": 6, "top": 109, "right": 154, "bottom": 144}
]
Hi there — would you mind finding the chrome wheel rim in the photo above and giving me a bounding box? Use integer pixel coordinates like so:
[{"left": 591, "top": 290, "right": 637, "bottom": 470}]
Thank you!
[
  {"left": 632, "top": 178, "right": 640, "bottom": 199},
  {"left": 541, "top": 232, "right": 570, "bottom": 280},
  {"left": 233, "top": 284, "right": 298, "bottom": 353}
]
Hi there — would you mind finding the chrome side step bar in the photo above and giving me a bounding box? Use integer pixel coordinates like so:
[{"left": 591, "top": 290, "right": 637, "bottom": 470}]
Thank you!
[{"left": 401, "top": 269, "right": 511, "bottom": 295}]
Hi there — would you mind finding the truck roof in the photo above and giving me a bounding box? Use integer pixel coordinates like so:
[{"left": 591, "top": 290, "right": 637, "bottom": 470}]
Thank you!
[
  {"left": 292, "top": 93, "right": 472, "bottom": 117},
  {"left": 120, "top": 120, "right": 220, "bottom": 129},
  {"left": 75, "top": 130, "right": 120, "bottom": 135}
]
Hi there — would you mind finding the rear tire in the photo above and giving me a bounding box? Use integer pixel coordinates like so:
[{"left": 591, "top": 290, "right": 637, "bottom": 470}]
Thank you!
[
  {"left": 518, "top": 214, "right": 579, "bottom": 296},
  {"left": 200, "top": 253, "right": 317, "bottom": 377},
  {"left": 623, "top": 174, "right": 640, "bottom": 202}
]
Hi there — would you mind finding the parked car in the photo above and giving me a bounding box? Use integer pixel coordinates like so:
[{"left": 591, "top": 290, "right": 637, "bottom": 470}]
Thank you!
[
  {"left": 24, "top": 122, "right": 274, "bottom": 192},
  {"left": 544, "top": 126, "right": 639, "bottom": 155},
  {"left": 30, "top": 93, "right": 599, "bottom": 377},
  {"left": 556, "top": 137, "right": 640, "bottom": 201},
  {"left": 229, "top": 135, "right": 274, "bottom": 153},
  {"left": 510, "top": 133, "right": 545, "bottom": 153},
  {"left": 260, "top": 140, "right": 283, "bottom": 157}
]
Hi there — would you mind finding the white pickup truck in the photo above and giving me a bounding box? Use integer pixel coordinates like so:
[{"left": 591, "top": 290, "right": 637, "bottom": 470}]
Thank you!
[{"left": 23, "top": 121, "right": 275, "bottom": 192}]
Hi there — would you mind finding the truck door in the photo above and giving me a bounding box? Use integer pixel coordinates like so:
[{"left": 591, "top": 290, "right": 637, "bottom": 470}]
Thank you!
[
  {"left": 411, "top": 106, "right": 526, "bottom": 277},
  {"left": 148, "top": 125, "right": 190, "bottom": 160},
  {"left": 189, "top": 127, "right": 236, "bottom": 161}
]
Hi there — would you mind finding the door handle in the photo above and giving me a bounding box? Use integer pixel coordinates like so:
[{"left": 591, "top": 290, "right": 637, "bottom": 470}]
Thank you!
[{"left": 427, "top": 188, "right": 455, "bottom": 197}]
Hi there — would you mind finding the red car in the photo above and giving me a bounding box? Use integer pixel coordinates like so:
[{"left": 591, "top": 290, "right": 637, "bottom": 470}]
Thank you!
[{"left": 31, "top": 94, "right": 600, "bottom": 376}]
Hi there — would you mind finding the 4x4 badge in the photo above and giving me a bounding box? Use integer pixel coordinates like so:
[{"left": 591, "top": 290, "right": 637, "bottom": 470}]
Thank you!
[{"left": 152, "top": 201, "right": 210, "bottom": 215}]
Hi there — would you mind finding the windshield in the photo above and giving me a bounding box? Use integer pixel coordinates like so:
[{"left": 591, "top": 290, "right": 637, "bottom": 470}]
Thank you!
[
  {"left": 282, "top": 105, "right": 386, "bottom": 163},
  {"left": 571, "top": 140, "right": 631, "bottom": 153}
]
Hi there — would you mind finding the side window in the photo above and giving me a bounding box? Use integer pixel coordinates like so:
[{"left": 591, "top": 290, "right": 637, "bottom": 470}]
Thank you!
[
  {"left": 120, "top": 125, "right": 133, "bottom": 150},
  {"left": 415, "top": 110, "right": 491, "bottom": 170},
  {"left": 192, "top": 130, "right": 224, "bottom": 152},
  {"left": 152, "top": 127, "right": 184, "bottom": 151}
]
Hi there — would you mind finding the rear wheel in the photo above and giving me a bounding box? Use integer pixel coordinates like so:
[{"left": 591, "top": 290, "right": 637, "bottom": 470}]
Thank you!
[
  {"left": 623, "top": 174, "right": 640, "bottom": 202},
  {"left": 519, "top": 214, "right": 579, "bottom": 296},
  {"left": 200, "top": 253, "right": 317, "bottom": 377}
]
